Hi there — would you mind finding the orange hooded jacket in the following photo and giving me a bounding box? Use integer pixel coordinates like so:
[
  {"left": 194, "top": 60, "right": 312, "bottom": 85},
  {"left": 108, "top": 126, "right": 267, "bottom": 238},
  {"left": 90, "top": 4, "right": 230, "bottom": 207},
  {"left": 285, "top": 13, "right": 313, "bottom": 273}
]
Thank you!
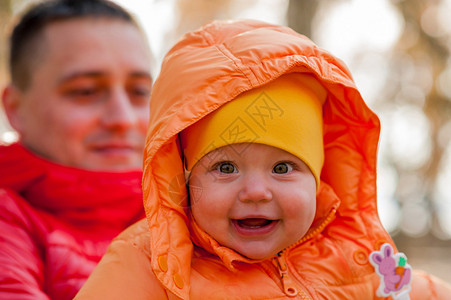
[{"left": 76, "top": 20, "right": 451, "bottom": 299}]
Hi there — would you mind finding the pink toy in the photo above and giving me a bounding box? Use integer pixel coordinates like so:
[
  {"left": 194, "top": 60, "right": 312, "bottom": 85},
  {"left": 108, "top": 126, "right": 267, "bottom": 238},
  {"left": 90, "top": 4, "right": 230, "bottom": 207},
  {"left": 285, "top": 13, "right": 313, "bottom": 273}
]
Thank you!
[{"left": 369, "top": 243, "right": 412, "bottom": 299}]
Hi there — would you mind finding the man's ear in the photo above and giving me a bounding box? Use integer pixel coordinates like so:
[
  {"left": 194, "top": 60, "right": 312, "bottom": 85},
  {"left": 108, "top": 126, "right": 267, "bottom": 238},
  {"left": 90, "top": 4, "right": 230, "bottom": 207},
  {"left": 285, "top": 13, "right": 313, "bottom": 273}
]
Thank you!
[{"left": 2, "top": 84, "right": 24, "bottom": 133}]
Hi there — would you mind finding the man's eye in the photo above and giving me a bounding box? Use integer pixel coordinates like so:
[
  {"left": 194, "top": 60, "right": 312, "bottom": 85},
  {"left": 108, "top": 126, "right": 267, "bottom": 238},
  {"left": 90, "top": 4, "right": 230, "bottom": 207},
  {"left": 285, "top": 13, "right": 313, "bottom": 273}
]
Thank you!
[
  {"left": 273, "top": 162, "right": 293, "bottom": 174},
  {"left": 69, "top": 88, "right": 98, "bottom": 96},
  {"left": 126, "top": 87, "right": 150, "bottom": 106},
  {"left": 217, "top": 162, "right": 236, "bottom": 174},
  {"left": 65, "top": 87, "right": 104, "bottom": 102},
  {"left": 129, "top": 86, "right": 151, "bottom": 98}
]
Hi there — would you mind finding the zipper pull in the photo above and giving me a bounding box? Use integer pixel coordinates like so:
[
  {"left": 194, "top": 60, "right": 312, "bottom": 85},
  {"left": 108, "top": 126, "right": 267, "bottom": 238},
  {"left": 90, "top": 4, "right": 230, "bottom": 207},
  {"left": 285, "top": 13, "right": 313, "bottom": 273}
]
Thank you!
[{"left": 273, "top": 254, "right": 298, "bottom": 297}]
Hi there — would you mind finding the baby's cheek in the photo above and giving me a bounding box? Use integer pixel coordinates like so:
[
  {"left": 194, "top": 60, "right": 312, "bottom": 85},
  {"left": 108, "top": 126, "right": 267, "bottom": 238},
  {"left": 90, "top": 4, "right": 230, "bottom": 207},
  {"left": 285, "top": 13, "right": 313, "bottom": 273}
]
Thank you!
[
  {"left": 287, "top": 193, "right": 315, "bottom": 216},
  {"left": 284, "top": 196, "right": 316, "bottom": 232},
  {"left": 189, "top": 185, "right": 204, "bottom": 207}
]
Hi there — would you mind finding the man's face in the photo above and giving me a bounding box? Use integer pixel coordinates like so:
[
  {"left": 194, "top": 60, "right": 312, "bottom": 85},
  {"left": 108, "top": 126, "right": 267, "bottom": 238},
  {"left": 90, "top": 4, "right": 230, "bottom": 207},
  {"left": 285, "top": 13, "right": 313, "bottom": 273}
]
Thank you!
[{"left": 10, "top": 18, "right": 152, "bottom": 171}]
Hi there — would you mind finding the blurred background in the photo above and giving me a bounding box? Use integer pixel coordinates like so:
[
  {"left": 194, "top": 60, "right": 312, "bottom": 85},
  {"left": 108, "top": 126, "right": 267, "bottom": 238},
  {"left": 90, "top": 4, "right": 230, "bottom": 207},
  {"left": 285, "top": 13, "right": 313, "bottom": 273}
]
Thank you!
[{"left": 1, "top": 0, "right": 450, "bottom": 281}]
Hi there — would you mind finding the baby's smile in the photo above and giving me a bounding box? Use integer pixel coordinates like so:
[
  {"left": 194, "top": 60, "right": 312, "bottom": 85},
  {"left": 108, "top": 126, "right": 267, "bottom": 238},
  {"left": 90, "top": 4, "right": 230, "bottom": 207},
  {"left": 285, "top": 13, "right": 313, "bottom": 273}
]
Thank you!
[{"left": 231, "top": 218, "right": 279, "bottom": 236}]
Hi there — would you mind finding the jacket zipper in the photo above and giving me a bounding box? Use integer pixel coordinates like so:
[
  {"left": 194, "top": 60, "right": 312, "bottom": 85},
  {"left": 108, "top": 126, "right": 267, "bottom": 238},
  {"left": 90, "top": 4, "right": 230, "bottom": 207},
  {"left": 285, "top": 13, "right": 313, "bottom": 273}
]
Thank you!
[
  {"left": 270, "top": 207, "right": 337, "bottom": 298},
  {"left": 272, "top": 253, "right": 312, "bottom": 299}
]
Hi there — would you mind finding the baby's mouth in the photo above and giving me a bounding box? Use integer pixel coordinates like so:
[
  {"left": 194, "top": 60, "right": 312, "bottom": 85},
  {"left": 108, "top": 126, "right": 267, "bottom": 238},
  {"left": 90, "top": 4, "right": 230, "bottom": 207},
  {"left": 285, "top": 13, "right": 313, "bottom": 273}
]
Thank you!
[
  {"left": 236, "top": 218, "right": 273, "bottom": 228},
  {"left": 232, "top": 218, "right": 278, "bottom": 236}
]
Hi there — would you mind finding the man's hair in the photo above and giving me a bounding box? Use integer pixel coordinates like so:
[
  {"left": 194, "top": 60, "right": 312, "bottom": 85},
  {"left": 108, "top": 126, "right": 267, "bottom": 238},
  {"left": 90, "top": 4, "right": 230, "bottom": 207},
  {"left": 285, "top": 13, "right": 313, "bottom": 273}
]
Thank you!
[{"left": 9, "top": 0, "right": 138, "bottom": 90}]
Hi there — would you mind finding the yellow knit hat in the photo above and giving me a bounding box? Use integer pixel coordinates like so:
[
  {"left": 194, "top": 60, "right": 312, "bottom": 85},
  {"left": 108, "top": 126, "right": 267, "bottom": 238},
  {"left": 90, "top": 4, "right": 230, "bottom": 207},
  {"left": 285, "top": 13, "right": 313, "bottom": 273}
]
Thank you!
[{"left": 181, "top": 73, "right": 327, "bottom": 188}]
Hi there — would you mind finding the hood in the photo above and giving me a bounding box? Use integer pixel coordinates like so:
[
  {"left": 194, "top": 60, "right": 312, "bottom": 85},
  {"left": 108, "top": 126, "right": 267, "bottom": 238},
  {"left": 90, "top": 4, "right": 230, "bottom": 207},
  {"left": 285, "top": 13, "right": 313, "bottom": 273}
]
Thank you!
[{"left": 143, "top": 20, "right": 382, "bottom": 298}]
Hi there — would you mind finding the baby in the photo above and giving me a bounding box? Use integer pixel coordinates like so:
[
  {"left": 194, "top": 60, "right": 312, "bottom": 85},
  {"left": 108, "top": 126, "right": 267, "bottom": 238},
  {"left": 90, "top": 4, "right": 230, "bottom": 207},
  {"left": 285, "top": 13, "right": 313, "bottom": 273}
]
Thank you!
[{"left": 76, "top": 20, "right": 451, "bottom": 299}]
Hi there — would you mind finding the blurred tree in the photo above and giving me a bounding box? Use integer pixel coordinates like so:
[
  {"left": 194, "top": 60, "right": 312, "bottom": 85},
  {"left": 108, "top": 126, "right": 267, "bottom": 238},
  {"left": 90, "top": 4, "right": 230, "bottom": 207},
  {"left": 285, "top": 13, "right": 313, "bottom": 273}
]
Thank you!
[
  {"left": 172, "top": 0, "right": 256, "bottom": 47},
  {"left": 287, "top": 0, "right": 319, "bottom": 38},
  {"left": 1, "top": 0, "right": 12, "bottom": 84},
  {"left": 386, "top": 0, "right": 451, "bottom": 238},
  {"left": 0, "top": 0, "right": 11, "bottom": 12},
  {"left": 382, "top": 0, "right": 451, "bottom": 281}
]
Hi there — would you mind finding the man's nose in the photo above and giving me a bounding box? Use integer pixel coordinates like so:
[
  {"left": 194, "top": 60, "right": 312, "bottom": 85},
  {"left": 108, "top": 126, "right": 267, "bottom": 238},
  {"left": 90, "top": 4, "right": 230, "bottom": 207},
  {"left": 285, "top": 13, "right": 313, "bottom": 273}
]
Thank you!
[
  {"left": 238, "top": 172, "right": 272, "bottom": 203},
  {"left": 101, "top": 87, "right": 135, "bottom": 130}
]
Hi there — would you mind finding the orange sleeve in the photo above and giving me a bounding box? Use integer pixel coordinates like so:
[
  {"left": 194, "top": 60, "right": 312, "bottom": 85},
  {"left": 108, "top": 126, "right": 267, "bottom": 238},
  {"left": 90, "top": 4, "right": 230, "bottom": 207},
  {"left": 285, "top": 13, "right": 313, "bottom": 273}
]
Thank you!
[
  {"left": 74, "top": 220, "right": 170, "bottom": 300},
  {"left": 410, "top": 269, "right": 451, "bottom": 300}
]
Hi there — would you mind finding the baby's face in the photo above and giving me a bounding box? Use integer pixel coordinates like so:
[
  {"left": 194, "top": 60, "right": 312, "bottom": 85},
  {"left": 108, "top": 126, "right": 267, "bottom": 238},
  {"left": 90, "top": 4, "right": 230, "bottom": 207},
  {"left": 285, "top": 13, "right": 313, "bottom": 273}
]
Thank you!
[{"left": 189, "top": 143, "right": 316, "bottom": 260}]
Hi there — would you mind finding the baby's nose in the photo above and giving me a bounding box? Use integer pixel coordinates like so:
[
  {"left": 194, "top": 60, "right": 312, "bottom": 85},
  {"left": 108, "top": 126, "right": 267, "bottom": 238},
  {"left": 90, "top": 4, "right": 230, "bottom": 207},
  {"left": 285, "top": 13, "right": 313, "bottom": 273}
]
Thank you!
[{"left": 237, "top": 174, "right": 272, "bottom": 203}]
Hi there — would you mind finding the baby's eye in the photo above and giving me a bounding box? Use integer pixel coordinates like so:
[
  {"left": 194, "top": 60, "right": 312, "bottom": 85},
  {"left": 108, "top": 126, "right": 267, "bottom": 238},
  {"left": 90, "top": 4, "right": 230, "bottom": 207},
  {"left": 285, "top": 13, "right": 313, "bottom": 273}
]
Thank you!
[
  {"left": 273, "top": 162, "right": 293, "bottom": 174},
  {"left": 217, "top": 162, "right": 236, "bottom": 174}
]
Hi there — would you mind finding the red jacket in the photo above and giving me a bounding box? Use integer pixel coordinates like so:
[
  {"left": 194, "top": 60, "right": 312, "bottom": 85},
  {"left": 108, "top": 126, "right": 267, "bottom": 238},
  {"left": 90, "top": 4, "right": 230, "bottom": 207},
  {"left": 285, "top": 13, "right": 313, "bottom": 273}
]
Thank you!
[
  {"left": 76, "top": 20, "right": 451, "bottom": 299},
  {"left": 0, "top": 143, "right": 145, "bottom": 299}
]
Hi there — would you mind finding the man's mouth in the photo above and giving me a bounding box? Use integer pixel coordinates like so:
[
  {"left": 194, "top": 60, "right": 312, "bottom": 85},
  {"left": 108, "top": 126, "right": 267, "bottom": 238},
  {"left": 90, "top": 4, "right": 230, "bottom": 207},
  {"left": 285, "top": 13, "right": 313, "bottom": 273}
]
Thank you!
[
  {"left": 91, "top": 142, "right": 139, "bottom": 154},
  {"left": 94, "top": 145, "right": 134, "bottom": 152}
]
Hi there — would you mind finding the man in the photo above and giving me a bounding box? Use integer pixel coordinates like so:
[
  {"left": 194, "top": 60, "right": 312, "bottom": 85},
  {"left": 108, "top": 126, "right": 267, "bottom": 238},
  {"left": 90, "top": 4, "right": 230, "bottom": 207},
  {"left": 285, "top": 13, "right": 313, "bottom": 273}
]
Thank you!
[{"left": 0, "top": 0, "right": 153, "bottom": 299}]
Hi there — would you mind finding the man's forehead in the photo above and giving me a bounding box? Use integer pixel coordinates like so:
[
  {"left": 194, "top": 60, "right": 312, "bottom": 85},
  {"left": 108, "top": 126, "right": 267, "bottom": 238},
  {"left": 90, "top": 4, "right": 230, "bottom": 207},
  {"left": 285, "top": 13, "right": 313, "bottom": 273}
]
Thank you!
[
  {"left": 42, "top": 18, "right": 142, "bottom": 49},
  {"left": 34, "top": 19, "right": 151, "bottom": 82}
]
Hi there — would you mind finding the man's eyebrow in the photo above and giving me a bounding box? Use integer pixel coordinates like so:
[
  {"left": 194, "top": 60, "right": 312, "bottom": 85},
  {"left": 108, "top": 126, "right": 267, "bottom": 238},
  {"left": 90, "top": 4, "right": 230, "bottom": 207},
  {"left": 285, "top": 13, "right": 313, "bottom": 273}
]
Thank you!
[
  {"left": 129, "top": 71, "right": 152, "bottom": 80},
  {"left": 59, "top": 71, "right": 105, "bottom": 84},
  {"left": 59, "top": 71, "right": 152, "bottom": 84}
]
